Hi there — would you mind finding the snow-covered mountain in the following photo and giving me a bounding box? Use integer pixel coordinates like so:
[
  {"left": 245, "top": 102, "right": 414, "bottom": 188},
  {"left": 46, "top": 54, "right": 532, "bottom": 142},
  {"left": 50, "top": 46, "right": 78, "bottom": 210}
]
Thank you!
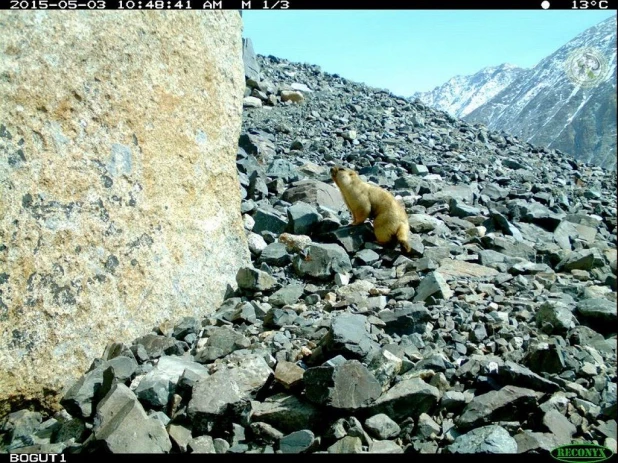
[
  {"left": 412, "top": 64, "right": 526, "bottom": 118},
  {"left": 414, "top": 16, "right": 617, "bottom": 170}
]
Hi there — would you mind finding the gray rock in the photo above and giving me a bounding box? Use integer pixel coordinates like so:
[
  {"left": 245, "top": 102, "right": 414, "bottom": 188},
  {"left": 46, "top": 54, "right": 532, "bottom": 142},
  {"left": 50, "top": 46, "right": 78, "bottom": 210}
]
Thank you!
[
  {"left": 293, "top": 243, "right": 352, "bottom": 279},
  {"left": 92, "top": 383, "right": 172, "bottom": 453},
  {"left": 134, "top": 369, "right": 175, "bottom": 410},
  {"left": 258, "top": 242, "right": 292, "bottom": 267},
  {"left": 61, "top": 364, "right": 108, "bottom": 419},
  {"left": 367, "top": 440, "right": 404, "bottom": 453},
  {"left": 368, "top": 348, "right": 403, "bottom": 391},
  {"left": 168, "top": 424, "right": 193, "bottom": 453},
  {"left": 188, "top": 435, "right": 216, "bottom": 454},
  {"left": 252, "top": 207, "right": 289, "bottom": 235},
  {"left": 236, "top": 266, "right": 277, "bottom": 291},
  {"left": 379, "top": 303, "right": 431, "bottom": 336},
  {"left": 269, "top": 284, "right": 304, "bottom": 307},
  {"left": 242, "top": 37, "right": 260, "bottom": 81},
  {"left": 413, "top": 271, "right": 453, "bottom": 303},
  {"left": 328, "top": 435, "right": 363, "bottom": 453},
  {"left": 304, "top": 360, "right": 382, "bottom": 409},
  {"left": 417, "top": 412, "right": 441, "bottom": 439},
  {"left": 282, "top": 180, "right": 345, "bottom": 212},
  {"left": 369, "top": 378, "right": 440, "bottom": 421},
  {"left": 514, "top": 430, "right": 561, "bottom": 453},
  {"left": 558, "top": 249, "right": 600, "bottom": 271},
  {"left": 542, "top": 409, "right": 576, "bottom": 445},
  {"left": 536, "top": 301, "right": 576, "bottom": 335},
  {"left": 250, "top": 393, "right": 324, "bottom": 434},
  {"left": 316, "top": 313, "right": 378, "bottom": 362},
  {"left": 2, "top": 410, "right": 42, "bottom": 448},
  {"left": 355, "top": 249, "right": 380, "bottom": 264},
  {"left": 576, "top": 298, "right": 617, "bottom": 332},
  {"left": 498, "top": 361, "right": 560, "bottom": 392},
  {"left": 287, "top": 202, "right": 321, "bottom": 235},
  {"left": 364, "top": 413, "right": 401, "bottom": 440},
  {"left": 448, "top": 425, "right": 517, "bottom": 453},
  {"left": 441, "top": 390, "right": 467, "bottom": 412},
  {"left": 188, "top": 354, "right": 273, "bottom": 432},
  {"left": 327, "top": 224, "right": 375, "bottom": 254},
  {"left": 243, "top": 96, "right": 262, "bottom": 108},
  {"left": 195, "top": 326, "right": 251, "bottom": 363},
  {"left": 457, "top": 385, "right": 543, "bottom": 430},
  {"left": 279, "top": 429, "right": 315, "bottom": 453},
  {"left": 134, "top": 334, "right": 178, "bottom": 360},
  {"left": 408, "top": 214, "right": 446, "bottom": 233},
  {"left": 523, "top": 340, "right": 567, "bottom": 375}
]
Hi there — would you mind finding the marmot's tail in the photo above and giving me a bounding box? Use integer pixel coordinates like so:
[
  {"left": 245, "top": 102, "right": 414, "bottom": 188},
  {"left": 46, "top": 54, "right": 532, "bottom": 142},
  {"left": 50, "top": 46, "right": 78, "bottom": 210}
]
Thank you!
[{"left": 396, "top": 224, "right": 411, "bottom": 254}]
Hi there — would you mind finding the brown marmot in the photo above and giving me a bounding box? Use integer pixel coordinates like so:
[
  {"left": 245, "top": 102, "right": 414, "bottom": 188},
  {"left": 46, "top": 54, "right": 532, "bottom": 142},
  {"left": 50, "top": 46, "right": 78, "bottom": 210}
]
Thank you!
[{"left": 331, "top": 166, "right": 411, "bottom": 253}]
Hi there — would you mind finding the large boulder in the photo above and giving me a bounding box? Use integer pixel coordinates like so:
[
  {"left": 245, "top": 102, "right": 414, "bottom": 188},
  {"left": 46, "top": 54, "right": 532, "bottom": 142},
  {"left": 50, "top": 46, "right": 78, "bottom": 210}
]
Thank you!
[{"left": 0, "top": 11, "right": 249, "bottom": 414}]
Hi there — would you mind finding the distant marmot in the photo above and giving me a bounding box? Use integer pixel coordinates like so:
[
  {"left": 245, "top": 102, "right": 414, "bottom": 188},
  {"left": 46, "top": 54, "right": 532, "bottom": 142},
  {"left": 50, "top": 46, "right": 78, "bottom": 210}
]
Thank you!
[{"left": 331, "top": 166, "right": 411, "bottom": 253}]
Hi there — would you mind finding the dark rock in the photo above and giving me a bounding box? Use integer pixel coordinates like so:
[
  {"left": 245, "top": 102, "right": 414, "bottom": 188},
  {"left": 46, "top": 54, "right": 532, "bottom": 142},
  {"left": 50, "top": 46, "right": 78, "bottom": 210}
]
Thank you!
[
  {"left": 269, "top": 284, "right": 304, "bottom": 307},
  {"left": 252, "top": 207, "right": 288, "bottom": 236},
  {"left": 242, "top": 38, "right": 261, "bottom": 81},
  {"left": 188, "top": 354, "right": 273, "bottom": 433},
  {"left": 236, "top": 266, "right": 277, "bottom": 291},
  {"left": 379, "top": 304, "right": 431, "bottom": 336},
  {"left": 304, "top": 360, "right": 382, "bottom": 409},
  {"left": 314, "top": 313, "right": 378, "bottom": 362},
  {"left": 195, "top": 326, "right": 251, "bottom": 363},
  {"left": 364, "top": 413, "right": 401, "bottom": 439},
  {"left": 258, "top": 242, "right": 292, "bottom": 267},
  {"left": 293, "top": 243, "right": 352, "bottom": 279},
  {"left": 448, "top": 425, "right": 518, "bottom": 453},
  {"left": 536, "top": 301, "right": 576, "bottom": 335},
  {"left": 91, "top": 383, "right": 172, "bottom": 453},
  {"left": 287, "top": 202, "right": 321, "bottom": 235},
  {"left": 369, "top": 378, "right": 440, "bottom": 422},
  {"left": 457, "top": 385, "right": 543, "bottom": 430},
  {"left": 188, "top": 435, "right": 216, "bottom": 453},
  {"left": 576, "top": 298, "right": 617, "bottom": 333},
  {"left": 279, "top": 429, "right": 315, "bottom": 454},
  {"left": 498, "top": 361, "right": 560, "bottom": 392},
  {"left": 250, "top": 393, "right": 324, "bottom": 434},
  {"left": 413, "top": 271, "right": 453, "bottom": 303},
  {"left": 134, "top": 334, "right": 178, "bottom": 360},
  {"left": 282, "top": 180, "right": 345, "bottom": 212}
]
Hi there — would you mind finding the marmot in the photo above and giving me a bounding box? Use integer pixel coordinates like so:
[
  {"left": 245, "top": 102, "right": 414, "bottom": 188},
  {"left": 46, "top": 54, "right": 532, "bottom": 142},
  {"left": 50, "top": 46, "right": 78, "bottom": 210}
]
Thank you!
[{"left": 331, "top": 166, "right": 411, "bottom": 253}]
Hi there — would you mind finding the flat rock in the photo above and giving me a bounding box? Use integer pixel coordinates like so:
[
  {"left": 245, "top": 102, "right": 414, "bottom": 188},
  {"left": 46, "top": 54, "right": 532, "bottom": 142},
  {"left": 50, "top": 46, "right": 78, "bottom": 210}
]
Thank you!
[
  {"left": 292, "top": 243, "right": 352, "bottom": 279},
  {"left": 437, "top": 259, "right": 499, "bottom": 278},
  {"left": 304, "top": 360, "right": 382, "bottom": 409},
  {"left": 236, "top": 266, "right": 277, "bottom": 291},
  {"left": 364, "top": 413, "right": 401, "bottom": 440},
  {"left": 413, "top": 271, "right": 453, "bottom": 302},
  {"left": 369, "top": 378, "right": 440, "bottom": 422},
  {"left": 448, "top": 425, "right": 518, "bottom": 454},
  {"left": 92, "top": 384, "right": 172, "bottom": 453},
  {"left": 457, "top": 385, "right": 543, "bottom": 430}
]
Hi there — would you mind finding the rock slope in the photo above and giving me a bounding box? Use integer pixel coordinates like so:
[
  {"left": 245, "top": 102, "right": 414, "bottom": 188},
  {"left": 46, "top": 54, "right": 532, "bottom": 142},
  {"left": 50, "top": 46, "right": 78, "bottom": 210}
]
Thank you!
[{"left": 1, "top": 51, "right": 616, "bottom": 455}]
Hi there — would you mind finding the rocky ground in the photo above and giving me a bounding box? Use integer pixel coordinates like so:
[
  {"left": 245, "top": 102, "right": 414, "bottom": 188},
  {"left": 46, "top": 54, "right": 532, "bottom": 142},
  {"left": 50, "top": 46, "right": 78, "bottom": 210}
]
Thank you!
[{"left": 1, "top": 51, "right": 616, "bottom": 454}]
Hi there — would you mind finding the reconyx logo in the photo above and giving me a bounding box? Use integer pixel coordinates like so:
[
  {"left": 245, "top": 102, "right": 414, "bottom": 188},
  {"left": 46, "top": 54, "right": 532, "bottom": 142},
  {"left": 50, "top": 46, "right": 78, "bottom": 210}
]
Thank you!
[{"left": 551, "top": 444, "right": 614, "bottom": 463}]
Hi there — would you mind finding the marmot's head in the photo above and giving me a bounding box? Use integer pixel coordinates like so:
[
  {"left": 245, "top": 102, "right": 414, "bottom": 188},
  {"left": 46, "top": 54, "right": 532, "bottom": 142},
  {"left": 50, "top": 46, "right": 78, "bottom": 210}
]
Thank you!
[{"left": 330, "top": 166, "right": 358, "bottom": 186}]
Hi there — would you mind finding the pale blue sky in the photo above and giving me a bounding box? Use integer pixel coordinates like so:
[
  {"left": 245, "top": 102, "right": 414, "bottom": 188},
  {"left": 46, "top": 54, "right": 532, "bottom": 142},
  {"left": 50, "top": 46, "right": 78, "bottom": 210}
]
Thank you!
[{"left": 242, "top": 10, "right": 617, "bottom": 95}]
